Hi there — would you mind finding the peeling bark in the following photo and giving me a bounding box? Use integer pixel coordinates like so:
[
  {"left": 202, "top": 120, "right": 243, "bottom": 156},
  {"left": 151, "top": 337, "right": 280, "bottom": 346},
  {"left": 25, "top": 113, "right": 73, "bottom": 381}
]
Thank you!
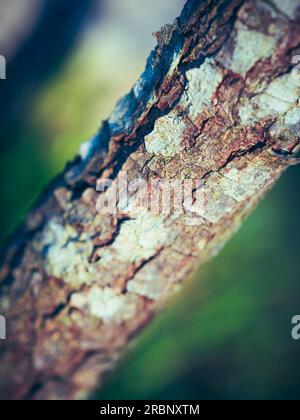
[{"left": 1, "top": 0, "right": 300, "bottom": 400}]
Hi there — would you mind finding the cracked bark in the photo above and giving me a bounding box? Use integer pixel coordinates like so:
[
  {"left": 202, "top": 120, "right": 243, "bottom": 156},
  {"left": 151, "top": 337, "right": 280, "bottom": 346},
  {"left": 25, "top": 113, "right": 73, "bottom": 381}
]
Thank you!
[{"left": 1, "top": 0, "right": 300, "bottom": 400}]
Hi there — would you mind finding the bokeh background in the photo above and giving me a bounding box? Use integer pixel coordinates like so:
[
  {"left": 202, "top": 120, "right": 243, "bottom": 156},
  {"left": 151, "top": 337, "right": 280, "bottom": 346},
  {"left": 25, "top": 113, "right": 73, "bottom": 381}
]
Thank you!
[{"left": 1, "top": 0, "right": 300, "bottom": 400}]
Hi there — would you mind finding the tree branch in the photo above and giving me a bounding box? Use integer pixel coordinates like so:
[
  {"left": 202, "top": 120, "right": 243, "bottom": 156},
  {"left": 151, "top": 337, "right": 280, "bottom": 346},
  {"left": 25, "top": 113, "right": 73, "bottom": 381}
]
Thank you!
[{"left": 1, "top": 0, "right": 300, "bottom": 400}]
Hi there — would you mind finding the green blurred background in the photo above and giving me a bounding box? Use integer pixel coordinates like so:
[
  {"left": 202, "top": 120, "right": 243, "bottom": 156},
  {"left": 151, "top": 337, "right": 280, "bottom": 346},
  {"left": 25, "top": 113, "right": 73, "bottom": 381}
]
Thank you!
[{"left": 0, "top": 0, "right": 300, "bottom": 400}]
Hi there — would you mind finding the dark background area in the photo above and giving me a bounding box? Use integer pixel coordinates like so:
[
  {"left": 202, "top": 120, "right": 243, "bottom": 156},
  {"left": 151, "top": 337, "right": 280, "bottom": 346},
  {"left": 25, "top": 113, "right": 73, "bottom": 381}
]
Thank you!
[{"left": 0, "top": 0, "right": 299, "bottom": 400}]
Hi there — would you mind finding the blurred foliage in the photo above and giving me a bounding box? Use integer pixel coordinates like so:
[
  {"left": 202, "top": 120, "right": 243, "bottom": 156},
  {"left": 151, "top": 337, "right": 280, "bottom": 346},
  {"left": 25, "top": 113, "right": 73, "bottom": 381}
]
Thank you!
[{"left": 0, "top": 0, "right": 300, "bottom": 400}]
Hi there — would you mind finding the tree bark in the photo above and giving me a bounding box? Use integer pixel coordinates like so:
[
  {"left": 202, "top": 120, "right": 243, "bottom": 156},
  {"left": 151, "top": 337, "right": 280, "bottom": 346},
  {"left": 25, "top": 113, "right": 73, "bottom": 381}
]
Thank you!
[{"left": 1, "top": 0, "right": 300, "bottom": 400}]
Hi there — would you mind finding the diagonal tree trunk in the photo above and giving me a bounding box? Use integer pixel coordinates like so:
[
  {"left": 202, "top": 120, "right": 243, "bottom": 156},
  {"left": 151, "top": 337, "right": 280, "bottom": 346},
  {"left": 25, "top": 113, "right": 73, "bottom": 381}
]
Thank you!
[{"left": 1, "top": 0, "right": 300, "bottom": 400}]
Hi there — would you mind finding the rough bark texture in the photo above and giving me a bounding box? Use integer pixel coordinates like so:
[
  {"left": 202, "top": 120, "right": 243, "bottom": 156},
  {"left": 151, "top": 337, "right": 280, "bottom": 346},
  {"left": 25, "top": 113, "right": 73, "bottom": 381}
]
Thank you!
[{"left": 1, "top": 0, "right": 300, "bottom": 400}]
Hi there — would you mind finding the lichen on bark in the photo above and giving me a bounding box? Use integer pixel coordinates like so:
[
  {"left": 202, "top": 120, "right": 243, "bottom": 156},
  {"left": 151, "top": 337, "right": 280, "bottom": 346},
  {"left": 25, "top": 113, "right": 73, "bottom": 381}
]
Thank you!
[{"left": 1, "top": 0, "right": 300, "bottom": 400}]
